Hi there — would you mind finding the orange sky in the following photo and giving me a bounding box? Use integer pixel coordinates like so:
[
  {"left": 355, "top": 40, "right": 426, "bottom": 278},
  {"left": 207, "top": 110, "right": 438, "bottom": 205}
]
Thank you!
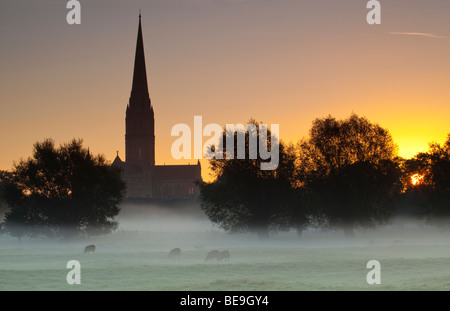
[{"left": 1, "top": 0, "right": 449, "bottom": 181}]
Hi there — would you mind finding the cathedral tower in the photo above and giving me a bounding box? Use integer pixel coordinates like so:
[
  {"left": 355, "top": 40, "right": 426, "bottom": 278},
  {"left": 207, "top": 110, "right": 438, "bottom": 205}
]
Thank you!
[{"left": 125, "top": 14, "right": 155, "bottom": 167}]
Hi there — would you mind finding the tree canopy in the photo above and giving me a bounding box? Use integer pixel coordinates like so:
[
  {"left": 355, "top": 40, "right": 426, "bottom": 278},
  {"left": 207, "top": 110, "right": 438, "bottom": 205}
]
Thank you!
[
  {"left": 296, "top": 114, "right": 402, "bottom": 236},
  {"left": 198, "top": 120, "right": 299, "bottom": 238},
  {"left": 2, "top": 139, "right": 125, "bottom": 239},
  {"left": 401, "top": 134, "right": 450, "bottom": 229},
  {"left": 0, "top": 170, "right": 11, "bottom": 233}
]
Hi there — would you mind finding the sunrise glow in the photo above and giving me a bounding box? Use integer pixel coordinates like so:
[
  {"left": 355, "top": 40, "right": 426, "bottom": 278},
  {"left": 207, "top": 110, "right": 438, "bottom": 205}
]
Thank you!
[{"left": 411, "top": 173, "right": 425, "bottom": 186}]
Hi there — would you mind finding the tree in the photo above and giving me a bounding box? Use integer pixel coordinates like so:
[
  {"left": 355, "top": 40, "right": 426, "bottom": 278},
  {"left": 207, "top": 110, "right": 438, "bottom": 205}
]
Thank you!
[
  {"left": 198, "top": 120, "right": 302, "bottom": 239},
  {"left": 402, "top": 134, "right": 450, "bottom": 230},
  {"left": 296, "top": 114, "right": 402, "bottom": 237},
  {"left": 0, "top": 170, "right": 12, "bottom": 234},
  {"left": 395, "top": 155, "right": 430, "bottom": 225},
  {"left": 2, "top": 139, "right": 125, "bottom": 239}
]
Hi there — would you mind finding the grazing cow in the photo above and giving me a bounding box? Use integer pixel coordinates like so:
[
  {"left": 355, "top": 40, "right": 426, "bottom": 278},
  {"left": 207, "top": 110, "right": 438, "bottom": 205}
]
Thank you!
[
  {"left": 205, "top": 250, "right": 220, "bottom": 262},
  {"left": 218, "top": 250, "right": 230, "bottom": 261},
  {"left": 168, "top": 248, "right": 181, "bottom": 259},
  {"left": 84, "top": 245, "right": 96, "bottom": 254}
]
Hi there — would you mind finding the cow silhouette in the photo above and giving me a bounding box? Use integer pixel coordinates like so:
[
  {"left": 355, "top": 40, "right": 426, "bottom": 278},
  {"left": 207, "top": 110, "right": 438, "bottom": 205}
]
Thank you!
[
  {"left": 205, "top": 250, "right": 220, "bottom": 262},
  {"left": 84, "top": 245, "right": 96, "bottom": 254},
  {"left": 168, "top": 248, "right": 181, "bottom": 259},
  {"left": 218, "top": 250, "right": 230, "bottom": 261}
]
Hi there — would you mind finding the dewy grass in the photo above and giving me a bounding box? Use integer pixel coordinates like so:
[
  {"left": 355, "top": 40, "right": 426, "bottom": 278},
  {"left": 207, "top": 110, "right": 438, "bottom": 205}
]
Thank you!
[{"left": 1, "top": 227, "right": 450, "bottom": 291}]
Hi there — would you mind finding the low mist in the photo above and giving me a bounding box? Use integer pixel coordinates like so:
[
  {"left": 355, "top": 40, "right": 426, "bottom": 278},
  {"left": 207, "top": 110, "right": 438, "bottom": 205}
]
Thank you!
[
  {"left": 2, "top": 201, "right": 450, "bottom": 290},
  {"left": 116, "top": 200, "right": 214, "bottom": 233}
]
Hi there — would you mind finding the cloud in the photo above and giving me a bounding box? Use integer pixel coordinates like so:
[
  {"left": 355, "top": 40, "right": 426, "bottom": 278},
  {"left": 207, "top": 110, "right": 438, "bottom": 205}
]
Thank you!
[{"left": 389, "top": 32, "right": 448, "bottom": 39}]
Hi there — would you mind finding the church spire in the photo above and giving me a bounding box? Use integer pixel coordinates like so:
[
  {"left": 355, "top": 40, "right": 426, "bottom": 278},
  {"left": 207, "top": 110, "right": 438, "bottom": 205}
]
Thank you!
[
  {"left": 125, "top": 12, "right": 155, "bottom": 167},
  {"left": 129, "top": 12, "right": 151, "bottom": 110}
]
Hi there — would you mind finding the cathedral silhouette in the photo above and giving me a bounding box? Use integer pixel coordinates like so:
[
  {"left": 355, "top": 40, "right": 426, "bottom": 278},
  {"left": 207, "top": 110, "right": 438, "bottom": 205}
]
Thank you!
[{"left": 112, "top": 15, "right": 202, "bottom": 199}]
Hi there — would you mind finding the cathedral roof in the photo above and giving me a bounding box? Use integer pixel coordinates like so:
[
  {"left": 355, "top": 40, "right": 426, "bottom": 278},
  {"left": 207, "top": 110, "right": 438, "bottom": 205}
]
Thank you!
[
  {"left": 111, "top": 154, "right": 123, "bottom": 168},
  {"left": 154, "top": 164, "right": 202, "bottom": 181}
]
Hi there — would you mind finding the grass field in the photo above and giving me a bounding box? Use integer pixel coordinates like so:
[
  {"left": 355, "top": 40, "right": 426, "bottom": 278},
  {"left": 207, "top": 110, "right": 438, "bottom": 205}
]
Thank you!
[
  {"left": 1, "top": 204, "right": 450, "bottom": 291},
  {"left": 2, "top": 223, "right": 450, "bottom": 291}
]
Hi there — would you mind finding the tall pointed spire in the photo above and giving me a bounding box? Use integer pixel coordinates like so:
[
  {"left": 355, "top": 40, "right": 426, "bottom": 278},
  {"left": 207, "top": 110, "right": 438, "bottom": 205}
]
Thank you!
[
  {"left": 126, "top": 13, "right": 155, "bottom": 167},
  {"left": 129, "top": 12, "right": 151, "bottom": 110}
]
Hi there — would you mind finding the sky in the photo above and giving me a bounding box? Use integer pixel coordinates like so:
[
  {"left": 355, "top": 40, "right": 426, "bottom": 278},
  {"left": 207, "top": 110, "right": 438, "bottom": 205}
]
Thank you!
[{"left": 1, "top": 0, "right": 450, "bottom": 181}]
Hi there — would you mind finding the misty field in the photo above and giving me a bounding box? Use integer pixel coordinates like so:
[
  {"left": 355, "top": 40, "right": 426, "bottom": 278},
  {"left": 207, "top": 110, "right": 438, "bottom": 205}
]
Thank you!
[{"left": 1, "top": 205, "right": 450, "bottom": 291}]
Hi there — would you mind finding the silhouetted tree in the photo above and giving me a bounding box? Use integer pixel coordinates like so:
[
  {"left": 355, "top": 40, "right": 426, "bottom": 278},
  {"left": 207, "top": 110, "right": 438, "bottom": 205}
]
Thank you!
[
  {"left": 2, "top": 139, "right": 125, "bottom": 239},
  {"left": 395, "top": 156, "right": 430, "bottom": 225},
  {"left": 0, "top": 170, "right": 12, "bottom": 234},
  {"left": 198, "top": 120, "right": 302, "bottom": 239},
  {"left": 296, "top": 114, "right": 402, "bottom": 237},
  {"left": 402, "top": 135, "right": 450, "bottom": 230}
]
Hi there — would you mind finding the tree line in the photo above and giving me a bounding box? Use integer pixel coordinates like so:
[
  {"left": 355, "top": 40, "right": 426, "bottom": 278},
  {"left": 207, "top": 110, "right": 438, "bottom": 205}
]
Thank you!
[
  {"left": 0, "top": 113, "right": 448, "bottom": 240},
  {"left": 199, "top": 114, "right": 450, "bottom": 238}
]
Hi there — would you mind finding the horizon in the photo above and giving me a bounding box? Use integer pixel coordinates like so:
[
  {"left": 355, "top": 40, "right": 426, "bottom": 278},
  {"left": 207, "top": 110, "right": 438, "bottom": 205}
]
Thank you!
[{"left": 1, "top": 1, "right": 450, "bottom": 181}]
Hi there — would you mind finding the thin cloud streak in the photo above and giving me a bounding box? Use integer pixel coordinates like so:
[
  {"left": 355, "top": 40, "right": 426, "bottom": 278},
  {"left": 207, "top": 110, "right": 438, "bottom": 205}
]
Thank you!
[{"left": 389, "top": 32, "right": 448, "bottom": 39}]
